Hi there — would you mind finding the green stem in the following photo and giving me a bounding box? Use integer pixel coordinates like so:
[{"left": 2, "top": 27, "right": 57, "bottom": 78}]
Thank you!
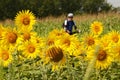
[
  {"left": 83, "top": 46, "right": 99, "bottom": 80},
  {"left": 32, "top": 60, "right": 35, "bottom": 80},
  {"left": 8, "top": 64, "right": 12, "bottom": 80}
]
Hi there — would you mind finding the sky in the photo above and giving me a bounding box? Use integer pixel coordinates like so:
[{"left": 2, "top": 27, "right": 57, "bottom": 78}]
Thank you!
[{"left": 107, "top": 0, "right": 120, "bottom": 7}]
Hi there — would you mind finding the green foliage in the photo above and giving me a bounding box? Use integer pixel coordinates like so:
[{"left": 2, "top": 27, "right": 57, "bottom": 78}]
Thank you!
[
  {"left": 82, "top": 0, "right": 112, "bottom": 14},
  {"left": 0, "top": 0, "right": 112, "bottom": 20},
  {"left": 0, "top": 0, "right": 21, "bottom": 19}
]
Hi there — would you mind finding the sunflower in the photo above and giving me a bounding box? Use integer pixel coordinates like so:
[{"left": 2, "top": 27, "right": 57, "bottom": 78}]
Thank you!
[
  {"left": 82, "top": 33, "right": 98, "bottom": 50},
  {"left": 90, "top": 21, "right": 103, "bottom": 36},
  {"left": 72, "top": 42, "right": 84, "bottom": 57},
  {"left": 46, "top": 29, "right": 68, "bottom": 46},
  {"left": 0, "top": 24, "right": 5, "bottom": 39},
  {"left": 112, "top": 44, "right": 120, "bottom": 62},
  {"left": 46, "top": 35, "right": 56, "bottom": 46},
  {"left": 87, "top": 45, "right": 113, "bottom": 70},
  {"left": 55, "top": 34, "right": 80, "bottom": 56},
  {"left": 99, "top": 34, "right": 112, "bottom": 48},
  {"left": 0, "top": 47, "right": 13, "bottom": 67},
  {"left": 1, "top": 27, "right": 22, "bottom": 50},
  {"left": 49, "top": 29, "right": 67, "bottom": 39},
  {"left": 21, "top": 30, "right": 37, "bottom": 42},
  {"left": 45, "top": 45, "right": 66, "bottom": 71},
  {"left": 35, "top": 36, "right": 45, "bottom": 58},
  {"left": 108, "top": 30, "right": 120, "bottom": 44},
  {"left": 15, "top": 10, "right": 36, "bottom": 32},
  {"left": 18, "top": 39, "right": 40, "bottom": 59},
  {"left": 35, "top": 36, "right": 45, "bottom": 47}
]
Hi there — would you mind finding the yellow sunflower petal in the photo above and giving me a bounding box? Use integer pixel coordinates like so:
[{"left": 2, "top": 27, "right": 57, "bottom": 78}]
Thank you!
[
  {"left": 90, "top": 21, "right": 103, "bottom": 36},
  {"left": 15, "top": 10, "right": 36, "bottom": 32}
]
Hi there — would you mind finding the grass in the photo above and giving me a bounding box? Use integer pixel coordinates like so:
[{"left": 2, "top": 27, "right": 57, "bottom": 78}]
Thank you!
[
  {"left": 33, "top": 12, "right": 120, "bottom": 37},
  {"left": 1, "top": 12, "right": 120, "bottom": 34}
]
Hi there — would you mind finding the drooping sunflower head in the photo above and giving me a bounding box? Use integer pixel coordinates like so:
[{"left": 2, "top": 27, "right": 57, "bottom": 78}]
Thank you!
[
  {"left": 108, "top": 30, "right": 120, "bottom": 44},
  {"left": 90, "top": 21, "right": 103, "bottom": 36},
  {"left": 15, "top": 10, "right": 36, "bottom": 31},
  {"left": 45, "top": 45, "right": 66, "bottom": 71},
  {"left": 46, "top": 46, "right": 64, "bottom": 62}
]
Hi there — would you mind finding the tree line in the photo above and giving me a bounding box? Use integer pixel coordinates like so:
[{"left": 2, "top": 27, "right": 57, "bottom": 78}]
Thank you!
[{"left": 0, "top": 0, "right": 112, "bottom": 20}]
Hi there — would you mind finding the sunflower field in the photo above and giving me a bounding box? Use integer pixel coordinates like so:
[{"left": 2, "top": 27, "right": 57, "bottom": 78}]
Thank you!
[{"left": 0, "top": 10, "right": 120, "bottom": 80}]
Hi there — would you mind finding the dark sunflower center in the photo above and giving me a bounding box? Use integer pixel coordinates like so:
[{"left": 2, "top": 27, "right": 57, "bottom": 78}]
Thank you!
[
  {"left": 7, "top": 32, "right": 17, "bottom": 43},
  {"left": 87, "top": 38, "right": 95, "bottom": 46},
  {"left": 116, "top": 47, "right": 120, "bottom": 56},
  {"left": 112, "top": 35, "right": 119, "bottom": 43},
  {"left": 23, "top": 33, "right": 30, "bottom": 41},
  {"left": 47, "top": 47, "right": 64, "bottom": 62},
  {"left": 23, "top": 17, "right": 30, "bottom": 25},
  {"left": 56, "top": 33, "right": 62, "bottom": 36},
  {"left": 97, "top": 50, "right": 107, "bottom": 61},
  {"left": 63, "top": 39, "right": 70, "bottom": 46},
  {"left": 94, "top": 26, "right": 100, "bottom": 32},
  {"left": 28, "top": 45, "right": 35, "bottom": 53},
  {"left": 36, "top": 39, "right": 39, "bottom": 43},
  {"left": 1, "top": 51, "right": 9, "bottom": 61}
]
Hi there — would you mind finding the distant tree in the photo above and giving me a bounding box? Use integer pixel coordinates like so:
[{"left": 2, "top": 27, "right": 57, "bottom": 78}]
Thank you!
[
  {"left": 60, "top": 0, "right": 82, "bottom": 13},
  {"left": 0, "top": 0, "right": 112, "bottom": 20},
  {"left": 0, "top": 0, "right": 21, "bottom": 19},
  {"left": 82, "top": 0, "right": 110, "bottom": 14},
  {"left": 101, "top": 2, "right": 112, "bottom": 12}
]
